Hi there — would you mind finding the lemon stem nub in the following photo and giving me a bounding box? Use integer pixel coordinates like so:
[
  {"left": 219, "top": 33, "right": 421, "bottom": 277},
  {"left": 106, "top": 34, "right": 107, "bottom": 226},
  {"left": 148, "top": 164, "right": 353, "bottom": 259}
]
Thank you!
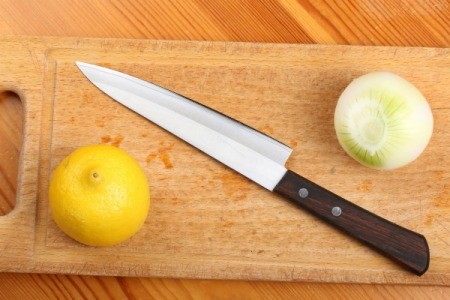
[{"left": 93, "top": 172, "right": 99, "bottom": 178}]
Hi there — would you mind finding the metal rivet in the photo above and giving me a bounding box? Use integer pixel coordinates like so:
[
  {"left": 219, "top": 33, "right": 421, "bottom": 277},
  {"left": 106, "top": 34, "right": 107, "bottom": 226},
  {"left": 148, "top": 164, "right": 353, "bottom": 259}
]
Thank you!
[
  {"left": 332, "top": 206, "right": 342, "bottom": 216},
  {"left": 298, "top": 188, "right": 309, "bottom": 198}
]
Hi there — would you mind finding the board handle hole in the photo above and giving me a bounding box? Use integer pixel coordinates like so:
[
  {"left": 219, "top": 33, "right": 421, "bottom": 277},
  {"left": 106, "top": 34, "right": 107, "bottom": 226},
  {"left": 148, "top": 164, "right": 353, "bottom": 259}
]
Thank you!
[{"left": 0, "top": 91, "right": 22, "bottom": 216}]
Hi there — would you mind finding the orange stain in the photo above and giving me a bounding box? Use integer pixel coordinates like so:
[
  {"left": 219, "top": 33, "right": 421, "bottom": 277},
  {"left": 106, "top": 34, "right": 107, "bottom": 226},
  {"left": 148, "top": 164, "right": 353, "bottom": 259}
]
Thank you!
[
  {"left": 290, "top": 139, "right": 298, "bottom": 148},
  {"left": 424, "top": 213, "right": 435, "bottom": 226},
  {"left": 158, "top": 141, "right": 174, "bottom": 169},
  {"left": 146, "top": 153, "right": 157, "bottom": 164},
  {"left": 159, "top": 152, "right": 173, "bottom": 169},
  {"left": 358, "top": 179, "right": 373, "bottom": 192},
  {"left": 223, "top": 221, "right": 235, "bottom": 228},
  {"left": 111, "top": 135, "right": 124, "bottom": 147},
  {"left": 214, "top": 171, "right": 250, "bottom": 201},
  {"left": 433, "top": 171, "right": 444, "bottom": 181},
  {"left": 146, "top": 141, "right": 175, "bottom": 169},
  {"left": 260, "top": 124, "right": 274, "bottom": 135},
  {"left": 83, "top": 91, "right": 92, "bottom": 101},
  {"left": 95, "top": 119, "right": 105, "bottom": 128},
  {"left": 101, "top": 135, "right": 111, "bottom": 143},
  {"left": 235, "top": 194, "right": 247, "bottom": 201}
]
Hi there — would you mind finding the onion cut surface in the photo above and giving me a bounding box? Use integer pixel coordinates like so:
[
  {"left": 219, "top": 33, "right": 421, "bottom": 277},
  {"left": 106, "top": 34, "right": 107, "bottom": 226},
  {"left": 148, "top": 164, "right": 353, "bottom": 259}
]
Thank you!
[{"left": 334, "top": 72, "right": 433, "bottom": 170}]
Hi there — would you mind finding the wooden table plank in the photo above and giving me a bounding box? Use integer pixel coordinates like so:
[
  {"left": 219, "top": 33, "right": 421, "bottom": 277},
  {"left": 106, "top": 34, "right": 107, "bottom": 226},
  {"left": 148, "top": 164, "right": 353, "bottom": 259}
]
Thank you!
[
  {"left": 0, "top": 0, "right": 448, "bottom": 298},
  {"left": 0, "top": 0, "right": 448, "bottom": 46},
  {"left": 0, "top": 273, "right": 449, "bottom": 299}
]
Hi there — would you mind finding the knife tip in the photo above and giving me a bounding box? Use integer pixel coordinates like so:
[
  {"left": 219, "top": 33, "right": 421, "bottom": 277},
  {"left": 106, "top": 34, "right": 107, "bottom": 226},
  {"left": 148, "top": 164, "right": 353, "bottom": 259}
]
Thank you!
[{"left": 75, "top": 61, "right": 88, "bottom": 68}]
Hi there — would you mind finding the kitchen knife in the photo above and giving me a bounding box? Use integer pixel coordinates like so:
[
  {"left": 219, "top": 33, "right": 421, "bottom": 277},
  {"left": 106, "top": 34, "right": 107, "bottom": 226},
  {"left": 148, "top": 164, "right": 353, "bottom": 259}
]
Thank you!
[{"left": 76, "top": 62, "right": 429, "bottom": 275}]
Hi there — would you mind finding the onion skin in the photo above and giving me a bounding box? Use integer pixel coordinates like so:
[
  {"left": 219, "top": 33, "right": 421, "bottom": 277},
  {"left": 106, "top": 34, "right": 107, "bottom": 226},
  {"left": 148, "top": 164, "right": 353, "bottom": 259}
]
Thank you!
[{"left": 334, "top": 72, "right": 433, "bottom": 170}]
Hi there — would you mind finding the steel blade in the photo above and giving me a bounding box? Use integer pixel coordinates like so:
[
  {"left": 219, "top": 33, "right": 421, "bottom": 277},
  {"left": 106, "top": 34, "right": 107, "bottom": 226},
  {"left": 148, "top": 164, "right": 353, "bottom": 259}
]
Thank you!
[{"left": 76, "top": 62, "right": 291, "bottom": 190}]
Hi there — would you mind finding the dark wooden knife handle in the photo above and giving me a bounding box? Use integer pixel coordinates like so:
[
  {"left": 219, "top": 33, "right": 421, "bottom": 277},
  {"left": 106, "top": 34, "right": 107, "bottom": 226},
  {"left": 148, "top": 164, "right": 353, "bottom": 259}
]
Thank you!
[{"left": 274, "top": 170, "right": 429, "bottom": 275}]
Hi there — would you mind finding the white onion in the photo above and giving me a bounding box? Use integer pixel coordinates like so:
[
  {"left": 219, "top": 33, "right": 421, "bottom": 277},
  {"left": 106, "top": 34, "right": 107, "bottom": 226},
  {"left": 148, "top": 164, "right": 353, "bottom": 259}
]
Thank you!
[{"left": 334, "top": 72, "right": 433, "bottom": 170}]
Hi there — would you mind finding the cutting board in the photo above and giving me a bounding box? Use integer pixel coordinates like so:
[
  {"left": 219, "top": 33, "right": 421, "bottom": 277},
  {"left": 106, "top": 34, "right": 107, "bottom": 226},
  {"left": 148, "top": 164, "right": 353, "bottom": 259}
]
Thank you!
[{"left": 0, "top": 36, "right": 448, "bottom": 285}]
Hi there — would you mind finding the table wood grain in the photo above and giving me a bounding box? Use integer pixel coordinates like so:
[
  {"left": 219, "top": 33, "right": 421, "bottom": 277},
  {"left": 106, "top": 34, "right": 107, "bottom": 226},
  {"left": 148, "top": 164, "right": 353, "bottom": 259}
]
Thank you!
[{"left": 0, "top": 0, "right": 448, "bottom": 298}]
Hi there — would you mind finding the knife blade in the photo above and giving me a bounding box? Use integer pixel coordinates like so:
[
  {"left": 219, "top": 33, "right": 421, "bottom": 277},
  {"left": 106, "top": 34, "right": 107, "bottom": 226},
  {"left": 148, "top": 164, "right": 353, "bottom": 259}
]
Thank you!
[{"left": 76, "top": 62, "right": 429, "bottom": 275}]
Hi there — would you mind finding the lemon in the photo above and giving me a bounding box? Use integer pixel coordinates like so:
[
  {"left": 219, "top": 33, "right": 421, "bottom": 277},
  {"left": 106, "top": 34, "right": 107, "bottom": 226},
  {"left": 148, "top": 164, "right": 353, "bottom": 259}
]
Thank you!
[{"left": 49, "top": 144, "right": 150, "bottom": 246}]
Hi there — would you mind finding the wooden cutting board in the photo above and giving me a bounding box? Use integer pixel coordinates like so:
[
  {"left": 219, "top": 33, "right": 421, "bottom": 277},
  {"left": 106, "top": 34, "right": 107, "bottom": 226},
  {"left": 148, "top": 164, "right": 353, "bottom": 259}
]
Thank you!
[{"left": 0, "top": 36, "right": 448, "bottom": 285}]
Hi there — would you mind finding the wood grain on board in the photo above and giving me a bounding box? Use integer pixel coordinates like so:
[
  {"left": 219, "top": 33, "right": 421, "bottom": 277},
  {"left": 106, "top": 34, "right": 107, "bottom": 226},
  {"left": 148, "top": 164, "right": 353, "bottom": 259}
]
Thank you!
[{"left": 0, "top": 0, "right": 449, "bottom": 299}]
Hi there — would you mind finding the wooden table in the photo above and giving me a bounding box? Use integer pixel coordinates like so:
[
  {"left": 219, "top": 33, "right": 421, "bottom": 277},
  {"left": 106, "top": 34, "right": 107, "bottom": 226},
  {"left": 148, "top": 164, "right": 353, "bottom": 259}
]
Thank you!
[{"left": 0, "top": 1, "right": 448, "bottom": 298}]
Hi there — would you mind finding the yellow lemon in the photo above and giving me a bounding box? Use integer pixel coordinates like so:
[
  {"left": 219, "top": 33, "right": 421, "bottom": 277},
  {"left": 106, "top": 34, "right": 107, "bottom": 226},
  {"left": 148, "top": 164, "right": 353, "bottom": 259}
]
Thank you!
[{"left": 49, "top": 144, "right": 150, "bottom": 246}]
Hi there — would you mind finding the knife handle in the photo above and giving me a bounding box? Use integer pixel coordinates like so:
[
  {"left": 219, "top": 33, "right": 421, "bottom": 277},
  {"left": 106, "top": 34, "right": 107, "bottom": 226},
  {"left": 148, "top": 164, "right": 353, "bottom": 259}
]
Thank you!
[{"left": 274, "top": 170, "right": 429, "bottom": 275}]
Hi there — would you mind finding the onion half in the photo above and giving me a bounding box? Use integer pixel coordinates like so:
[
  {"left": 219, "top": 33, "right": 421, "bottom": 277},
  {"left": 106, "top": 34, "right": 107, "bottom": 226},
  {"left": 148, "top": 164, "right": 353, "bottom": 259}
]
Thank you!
[{"left": 334, "top": 72, "right": 433, "bottom": 170}]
